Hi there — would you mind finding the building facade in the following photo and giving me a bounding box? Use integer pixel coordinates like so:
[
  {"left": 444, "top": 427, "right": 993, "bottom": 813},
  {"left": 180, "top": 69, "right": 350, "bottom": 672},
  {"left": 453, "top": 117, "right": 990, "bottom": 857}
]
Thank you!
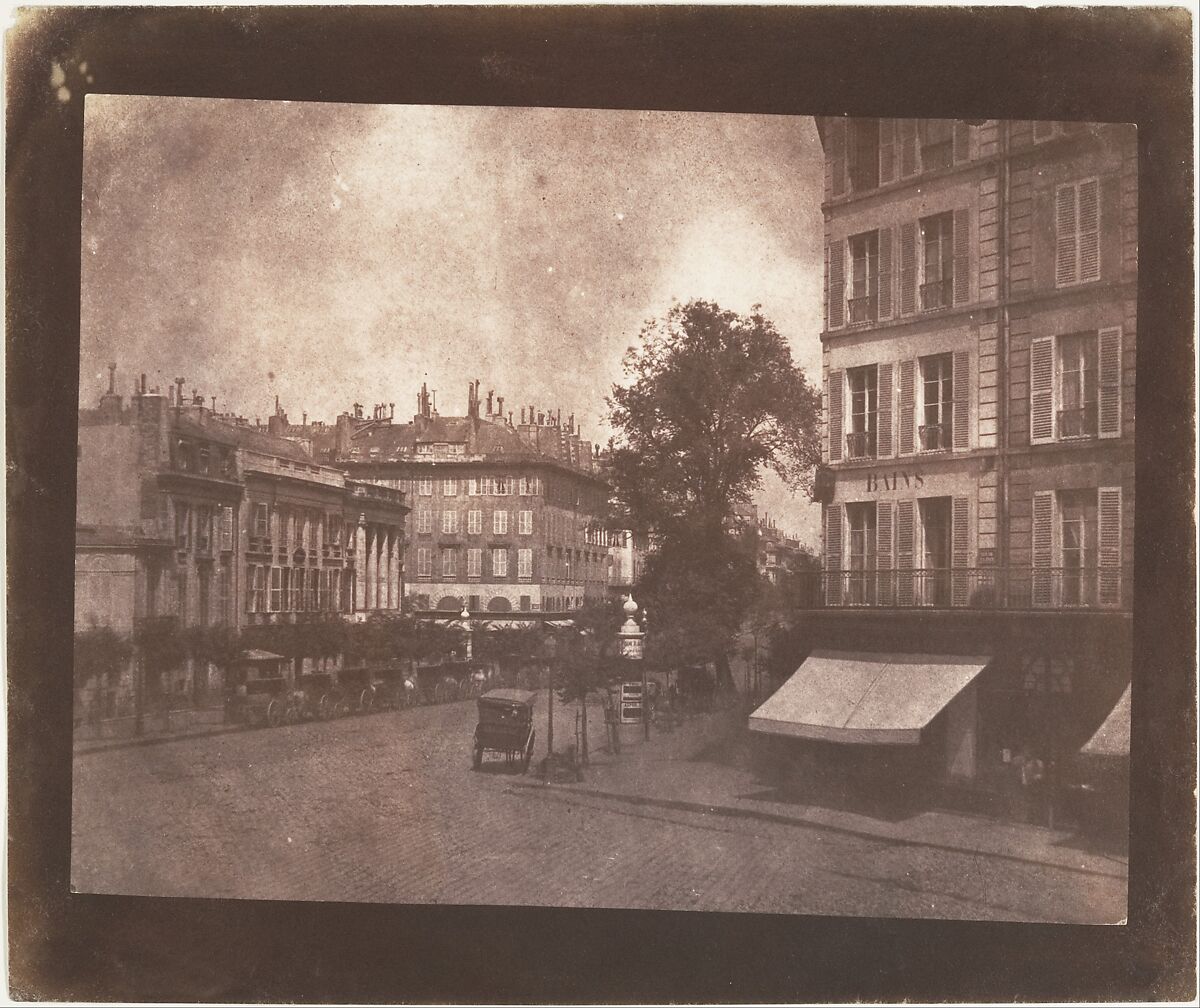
[
  {"left": 757, "top": 118, "right": 1135, "bottom": 799},
  {"left": 310, "top": 382, "right": 612, "bottom": 617}
]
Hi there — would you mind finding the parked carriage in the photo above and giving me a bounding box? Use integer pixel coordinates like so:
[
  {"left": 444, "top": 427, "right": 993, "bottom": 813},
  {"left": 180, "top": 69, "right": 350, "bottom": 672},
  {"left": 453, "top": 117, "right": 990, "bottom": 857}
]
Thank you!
[
  {"left": 471, "top": 689, "right": 537, "bottom": 772},
  {"left": 294, "top": 671, "right": 347, "bottom": 720},
  {"left": 226, "top": 650, "right": 295, "bottom": 728}
]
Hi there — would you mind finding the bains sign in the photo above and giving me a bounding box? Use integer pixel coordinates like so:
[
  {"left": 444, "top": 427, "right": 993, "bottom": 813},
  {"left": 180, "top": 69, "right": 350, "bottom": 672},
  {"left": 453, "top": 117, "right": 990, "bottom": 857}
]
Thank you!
[{"left": 864, "top": 470, "right": 926, "bottom": 492}]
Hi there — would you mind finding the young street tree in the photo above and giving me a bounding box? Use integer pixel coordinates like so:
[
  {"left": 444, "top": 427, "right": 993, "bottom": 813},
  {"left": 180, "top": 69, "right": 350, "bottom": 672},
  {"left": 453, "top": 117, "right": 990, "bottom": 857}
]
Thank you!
[{"left": 607, "top": 299, "right": 821, "bottom": 689}]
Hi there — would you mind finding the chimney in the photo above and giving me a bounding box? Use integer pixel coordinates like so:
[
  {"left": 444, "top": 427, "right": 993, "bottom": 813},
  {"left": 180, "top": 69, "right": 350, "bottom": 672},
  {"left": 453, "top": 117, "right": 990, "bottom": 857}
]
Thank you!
[
  {"left": 140, "top": 373, "right": 147, "bottom": 395},
  {"left": 520, "top": 406, "right": 526, "bottom": 424},
  {"left": 508, "top": 411, "right": 513, "bottom": 426},
  {"left": 174, "top": 377, "right": 185, "bottom": 414},
  {"left": 389, "top": 402, "right": 395, "bottom": 420},
  {"left": 486, "top": 389, "right": 494, "bottom": 415},
  {"left": 107, "top": 362, "right": 116, "bottom": 395},
  {"left": 497, "top": 395, "right": 504, "bottom": 418},
  {"left": 302, "top": 411, "right": 307, "bottom": 426},
  {"left": 211, "top": 396, "right": 217, "bottom": 412}
]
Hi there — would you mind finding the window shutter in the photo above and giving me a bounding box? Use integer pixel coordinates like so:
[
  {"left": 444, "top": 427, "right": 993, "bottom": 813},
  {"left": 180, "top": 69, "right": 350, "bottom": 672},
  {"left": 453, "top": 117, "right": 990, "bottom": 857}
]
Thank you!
[
  {"left": 824, "top": 504, "right": 843, "bottom": 605},
  {"left": 898, "top": 359, "right": 916, "bottom": 455},
  {"left": 895, "top": 500, "right": 914, "bottom": 606},
  {"left": 220, "top": 506, "right": 233, "bottom": 550},
  {"left": 877, "top": 227, "right": 893, "bottom": 320},
  {"left": 953, "top": 208, "right": 971, "bottom": 305},
  {"left": 829, "top": 118, "right": 846, "bottom": 198},
  {"left": 876, "top": 501, "right": 894, "bottom": 605},
  {"left": 952, "top": 350, "right": 970, "bottom": 451},
  {"left": 876, "top": 362, "right": 894, "bottom": 458},
  {"left": 1078, "top": 177, "right": 1101, "bottom": 282},
  {"left": 1098, "top": 327, "right": 1122, "bottom": 438},
  {"left": 828, "top": 240, "right": 845, "bottom": 329},
  {"left": 827, "top": 370, "right": 844, "bottom": 462},
  {"left": 899, "top": 119, "right": 917, "bottom": 177},
  {"left": 1098, "top": 487, "right": 1123, "bottom": 607},
  {"left": 878, "top": 119, "right": 896, "bottom": 184},
  {"left": 899, "top": 222, "right": 917, "bottom": 314},
  {"left": 953, "top": 121, "right": 970, "bottom": 162},
  {"left": 951, "top": 496, "right": 971, "bottom": 606},
  {"left": 1031, "top": 491, "right": 1055, "bottom": 607},
  {"left": 1055, "top": 183, "right": 1079, "bottom": 287},
  {"left": 1029, "top": 336, "right": 1056, "bottom": 445},
  {"left": 822, "top": 243, "right": 829, "bottom": 331}
]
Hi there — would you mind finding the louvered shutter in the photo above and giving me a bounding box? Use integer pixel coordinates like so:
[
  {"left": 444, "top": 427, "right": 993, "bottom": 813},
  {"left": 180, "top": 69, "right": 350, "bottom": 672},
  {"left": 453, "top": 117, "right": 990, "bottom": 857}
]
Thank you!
[
  {"left": 876, "top": 501, "right": 894, "bottom": 605},
  {"left": 877, "top": 227, "right": 893, "bottom": 320},
  {"left": 1031, "top": 491, "right": 1055, "bottom": 607},
  {"left": 895, "top": 500, "right": 915, "bottom": 606},
  {"left": 1097, "top": 487, "right": 1123, "bottom": 607},
  {"left": 878, "top": 119, "right": 896, "bottom": 184},
  {"left": 953, "top": 121, "right": 970, "bottom": 162},
  {"left": 824, "top": 504, "right": 843, "bottom": 605},
  {"left": 1078, "top": 178, "right": 1101, "bottom": 282},
  {"left": 1029, "top": 336, "right": 1056, "bottom": 445},
  {"left": 953, "top": 208, "right": 971, "bottom": 305},
  {"left": 876, "top": 362, "right": 894, "bottom": 459},
  {"left": 829, "top": 118, "right": 847, "bottom": 198},
  {"left": 827, "top": 370, "right": 844, "bottom": 462},
  {"left": 898, "top": 359, "right": 916, "bottom": 455},
  {"left": 899, "top": 222, "right": 917, "bottom": 314},
  {"left": 1055, "top": 183, "right": 1079, "bottom": 287},
  {"left": 899, "top": 119, "right": 917, "bottom": 177},
  {"left": 951, "top": 496, "right": 971, "bottom": 606},
  {"left": 1098, "top": 327, "right": 1122, "bottom": 438},
  {"left": 822, "top": 243, "right": 829, "bottom": 330},
  {"left": 220, "top": 505, "right": 233, "bottom": 550},
  {"left": 952, "top": 350, "right": 970, "bottom": 451},
  {"left": 828, "top": 240, "right": 845, "bottom": 330}
]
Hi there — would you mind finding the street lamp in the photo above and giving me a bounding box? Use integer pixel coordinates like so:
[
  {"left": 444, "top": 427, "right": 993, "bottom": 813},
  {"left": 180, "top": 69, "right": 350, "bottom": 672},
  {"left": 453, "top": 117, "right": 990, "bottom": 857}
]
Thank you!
[
  {"left": 459, "top": 603, "right": 473, "bottom": 661},
  {"left": 618, "top": 595, "right": 648, "bottom": 740},
  {"left": 542, "top": 632, "right": 558, "bottom": 756}
]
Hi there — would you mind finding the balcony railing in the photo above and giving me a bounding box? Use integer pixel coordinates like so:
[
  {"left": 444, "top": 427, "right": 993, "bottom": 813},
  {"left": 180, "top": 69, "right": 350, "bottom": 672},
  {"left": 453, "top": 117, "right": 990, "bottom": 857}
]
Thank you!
[
  {"left": 796, "top": 567, "right": 1130, "bottom": 612},
  {"left": 847, "top": 294, "right": 877, "bottom": 325},
  {"left": 845, "top": 430, "right": 877, "bottom": 460},
  {"left": 920, "top": 279, "right": 953, "bottom": 311},
  {"left": 918, "top": 423, "right": 951, "bottom": 451},
  {"left": 1058, "top": 404, "right": 1099, "bottom": 439}
]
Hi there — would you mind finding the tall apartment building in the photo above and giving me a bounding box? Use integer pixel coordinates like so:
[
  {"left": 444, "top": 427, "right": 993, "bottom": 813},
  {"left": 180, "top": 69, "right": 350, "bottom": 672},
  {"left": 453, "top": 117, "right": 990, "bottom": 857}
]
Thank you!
[
  {"left": 312, "top": 382, "right": 612, "bottom": 616},
  {"left": 752, "top": 118, "right": 1134, "bottom": 800}
]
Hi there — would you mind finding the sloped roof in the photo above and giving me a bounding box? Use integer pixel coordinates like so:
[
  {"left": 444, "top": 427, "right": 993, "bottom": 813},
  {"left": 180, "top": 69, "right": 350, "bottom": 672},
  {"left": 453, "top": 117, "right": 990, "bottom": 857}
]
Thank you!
[
  {"left": 174, "top": 413, "right": 313, "bottom": 464},
  {"left": 350, "top": 415, "right": 541, "bottom": 461}
]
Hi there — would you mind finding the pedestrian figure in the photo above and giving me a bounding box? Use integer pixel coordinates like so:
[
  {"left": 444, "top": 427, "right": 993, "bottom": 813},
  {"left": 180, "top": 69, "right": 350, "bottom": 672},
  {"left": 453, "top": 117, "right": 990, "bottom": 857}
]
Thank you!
[{"left": 1013, "top": 745, "right": 1046, "bottom": 824}]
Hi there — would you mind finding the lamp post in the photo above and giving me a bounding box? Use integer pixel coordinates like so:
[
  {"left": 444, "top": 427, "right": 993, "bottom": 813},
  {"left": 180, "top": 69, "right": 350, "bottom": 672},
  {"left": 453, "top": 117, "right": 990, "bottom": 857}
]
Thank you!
[
  {"left": 543, "top": 633, "right": 558, "bottom": 756},
  {"left": 618, "top": 595, "right": 648, "bottom": 740},
  {"left": 459, "top": 604, "right": 473, "bottom": 661}
]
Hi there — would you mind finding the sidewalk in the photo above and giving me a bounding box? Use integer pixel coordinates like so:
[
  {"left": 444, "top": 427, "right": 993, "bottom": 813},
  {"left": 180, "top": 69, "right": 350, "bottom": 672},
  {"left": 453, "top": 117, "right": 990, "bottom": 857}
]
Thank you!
[{"left": 516, "top": 701, "right": 1128, "bottom": 880}]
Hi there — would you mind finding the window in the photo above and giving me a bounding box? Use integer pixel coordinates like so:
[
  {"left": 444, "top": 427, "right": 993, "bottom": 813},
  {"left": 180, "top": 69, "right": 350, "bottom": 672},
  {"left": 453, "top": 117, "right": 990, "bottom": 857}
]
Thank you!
[
  {"left": 467, "top": 548, "right": 482, "bottom": 579},
  {"left": 517, "top": 549, "right": 533, "bottom": 581},
  {"left": 441, "top": 548, "right": 457, "bottom": 579},
  {"left": 443, "top": 478, "right": 457, "bottom": 497},
  {"left": 918, "top": 497, "right": 952, "bottom": 606},
  {"left": 469, "top": 476, "right": 493, "bottom": 496},
  {"left": 518, "top": 511, "right": 533, "bottom": 535},
  {"left": 919, "top": 118, "right": 953, "bottom": 170},
  {"left": 847, "top": 118, "right": 880, "bottom": 191},
  {"left": 417, "top": 547, "right": 432, "bottom": 580},
  {"left": 847, "top": 231, "right": 879, "bottom": 324},
  {"left": 441, "top": 509, "right": 459, "bottom": 534},
  {"left": 919, "top": 354, "right": 954, "bottom": 450},
  {"left": 519, "top": 595, "right": 531, "bottom": 611},
  {"left": 492, "top": 547, "right": 508, "bottom": 578},
  {"left": 329, "top": 516, "right": 342, "bottom": 549},
  {"left": 493, "top": 510, "right": 508, "bottom": 535},
  {"left": 520, "top": 476, "right": 538, "bottom": 496},
  {"left": 269, "top": 566, "right": 282, "bottom": 612},
  {"left": 175, "top": 439, "right": 195, "bottom": 472},
  {"left": 248, "top": 565, "right": 265, "bottom": 612},
  {"left": 1060, "top": 490, "right": 1098, "bottom": 607},
  {"left": 175, "top": 502, "right": 191, "bottom": 549},
  {"left": 253, "top": 503, "right": 269, "bottom": 539},
  {"left": 919, "top": 212, "right": 954, "bottom": 310},
  {"left": 846, "top": 503, "right": 877, "bottom": 605},
  {"left": 467, "top": 509, "right": 482, "bottom": 535},
  {"left": 418, "top": 478, "right": 433, "bottom": 496},
  {"left": 494, "top": 476, "right": 510, "bottom": 496},
  {"left": 846, "top": 366, "right": 878, "bottom": 459},
  {"left": 1055, "top": 178, "right": 1101, "bottom": 287},
  {"left": 1058, "top": 332, "right": 1099, "bottom": 438},
  {"left": 196, "top": 505, "right": 213, "bottom": 553},
  {"left": 416, "top": 509, "right": 432, "bottom": 535},
  {"left": 197, "top": 446, "right": 211, "bottom": 475}
]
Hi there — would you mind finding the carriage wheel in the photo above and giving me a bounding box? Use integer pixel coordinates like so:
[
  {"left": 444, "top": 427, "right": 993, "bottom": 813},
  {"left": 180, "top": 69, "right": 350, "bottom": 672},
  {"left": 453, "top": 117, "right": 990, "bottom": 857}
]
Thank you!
[
  {"left": 318, "top": 694, "right": 335, "bottom": 720},
  {"left": 522, "top": 730, "right": 536, "bottom": 773},
  {"left": 434, "top": 681, "right": 449, "bottom": 704},
  {"left": 266, "top": 699, "right": 283, "bottom": 729},
  {"left": 360, "top": 688, "right": 374, "bottom": 714}
]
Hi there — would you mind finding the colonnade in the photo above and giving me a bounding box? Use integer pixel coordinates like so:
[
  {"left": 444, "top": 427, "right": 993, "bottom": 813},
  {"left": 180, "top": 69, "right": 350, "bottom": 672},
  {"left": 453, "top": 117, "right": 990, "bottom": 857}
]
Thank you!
[{"left": 353, "top": 520, "right": 403, "bottom": 613}]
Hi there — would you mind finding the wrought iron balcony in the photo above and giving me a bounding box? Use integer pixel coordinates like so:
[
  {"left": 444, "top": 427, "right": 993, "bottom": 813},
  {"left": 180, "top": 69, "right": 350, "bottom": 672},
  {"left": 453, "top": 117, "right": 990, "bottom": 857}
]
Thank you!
[
  {"left": 918, "top": 423, "right": 951, "bottom": 451},
  {"left": 845, "top": 430, "right": 877, "bottom": 460},
  {"left": 920, "top": 279, "right": 953, "bottom": 311},
  {"left": 794, "top": 567, "right": 1131, "bottom": 612},
  {"left": 1058, "top": 404, "right": 1099, "bottom": 439},
  {"left": 847, "top": 294, "right": 878, "bottom": 325}
]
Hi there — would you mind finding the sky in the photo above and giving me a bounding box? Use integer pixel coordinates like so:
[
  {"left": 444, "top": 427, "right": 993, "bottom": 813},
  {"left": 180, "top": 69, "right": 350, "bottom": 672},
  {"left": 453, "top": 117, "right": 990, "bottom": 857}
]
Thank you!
[{"left": 80, "top": 95, "right": 825, "bottom": 545}]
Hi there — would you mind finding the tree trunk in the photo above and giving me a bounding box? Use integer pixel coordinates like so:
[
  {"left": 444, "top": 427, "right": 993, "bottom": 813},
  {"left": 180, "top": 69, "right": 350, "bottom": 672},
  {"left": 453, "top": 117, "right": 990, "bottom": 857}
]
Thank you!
[
  {"left": 580, "top": 695, "right": 589, "bottom": 765},
  {"left": 714, "top": 651, "right": 735, "bottom": 691}
]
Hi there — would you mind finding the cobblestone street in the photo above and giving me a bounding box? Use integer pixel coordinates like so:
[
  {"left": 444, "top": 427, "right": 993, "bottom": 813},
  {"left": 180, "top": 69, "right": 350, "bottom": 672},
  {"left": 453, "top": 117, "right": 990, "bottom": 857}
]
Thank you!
[{"left": 71, "top": 696, "right": 1126, "bottom": 922}]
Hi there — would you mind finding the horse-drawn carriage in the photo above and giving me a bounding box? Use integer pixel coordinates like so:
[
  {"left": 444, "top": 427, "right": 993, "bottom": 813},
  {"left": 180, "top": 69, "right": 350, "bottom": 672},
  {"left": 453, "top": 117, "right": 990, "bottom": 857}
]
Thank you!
[{"left": 471, "top": 689, "right": 537, "bottom": 772}]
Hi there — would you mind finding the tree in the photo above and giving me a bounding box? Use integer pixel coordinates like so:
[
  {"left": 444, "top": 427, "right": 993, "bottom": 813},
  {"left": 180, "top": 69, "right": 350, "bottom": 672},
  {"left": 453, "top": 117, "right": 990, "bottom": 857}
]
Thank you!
[
  {"left": 74, "top": 623, "right": 133, "bottom": 700},
  {"left": 548, "top": 599, "right": 625, "bottom": 764},
  {"left": 607, "top": 299, "right": 821, "bottom": 688},
  {"left": 182, "top": 623, "right": 243, "bottom": 700}
]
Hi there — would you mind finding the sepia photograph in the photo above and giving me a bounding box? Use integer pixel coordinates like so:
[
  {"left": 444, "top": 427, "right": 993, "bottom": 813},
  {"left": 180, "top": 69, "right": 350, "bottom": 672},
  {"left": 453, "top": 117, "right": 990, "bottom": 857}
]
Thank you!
[
  {"left": 7, "top": 6, "right": 1194, "bottom": 1004},
  {"left": 70, "top": 94, "right": 1133, "bottom": 924}
]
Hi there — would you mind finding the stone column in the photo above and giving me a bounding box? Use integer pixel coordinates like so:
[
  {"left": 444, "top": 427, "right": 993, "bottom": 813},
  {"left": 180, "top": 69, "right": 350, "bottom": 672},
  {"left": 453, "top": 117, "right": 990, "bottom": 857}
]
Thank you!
[
  {"left": 354, "top": 519, "right": 367, "bottom": 612},
  {"left": 391, "top": 529, "right": 401, "bottom": 611},
  {"left": 365, "top": 525, "right": 377, "bottom": 612},
  {"left": 376, "top": 526, "right": 387, "bottom": 610}
]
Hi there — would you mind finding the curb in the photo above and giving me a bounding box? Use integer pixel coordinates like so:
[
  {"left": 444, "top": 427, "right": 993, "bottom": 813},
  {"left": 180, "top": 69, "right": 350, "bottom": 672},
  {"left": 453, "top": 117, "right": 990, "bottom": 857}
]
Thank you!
[
  {"left": 74, "top": 723, "right": 249, "bottom": 756},
  {"left": 508, "top": 779, "right": 1128, "bottom": 881}
]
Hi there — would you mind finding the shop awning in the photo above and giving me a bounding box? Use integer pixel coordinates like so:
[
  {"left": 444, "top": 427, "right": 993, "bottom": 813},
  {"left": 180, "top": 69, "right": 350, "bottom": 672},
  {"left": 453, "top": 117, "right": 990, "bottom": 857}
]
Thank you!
[
  {"left": 748, "top": 651, "right": 991, "bottom": 745},
  {"left": 545, "top": 619, "right": 575, "bottom": 628},
  {"left": 1081, "top": 685, "right": 1131, "bottom": 758},
  {"left": 238, "top": 649, "right": 286, "bottom": 663}
]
